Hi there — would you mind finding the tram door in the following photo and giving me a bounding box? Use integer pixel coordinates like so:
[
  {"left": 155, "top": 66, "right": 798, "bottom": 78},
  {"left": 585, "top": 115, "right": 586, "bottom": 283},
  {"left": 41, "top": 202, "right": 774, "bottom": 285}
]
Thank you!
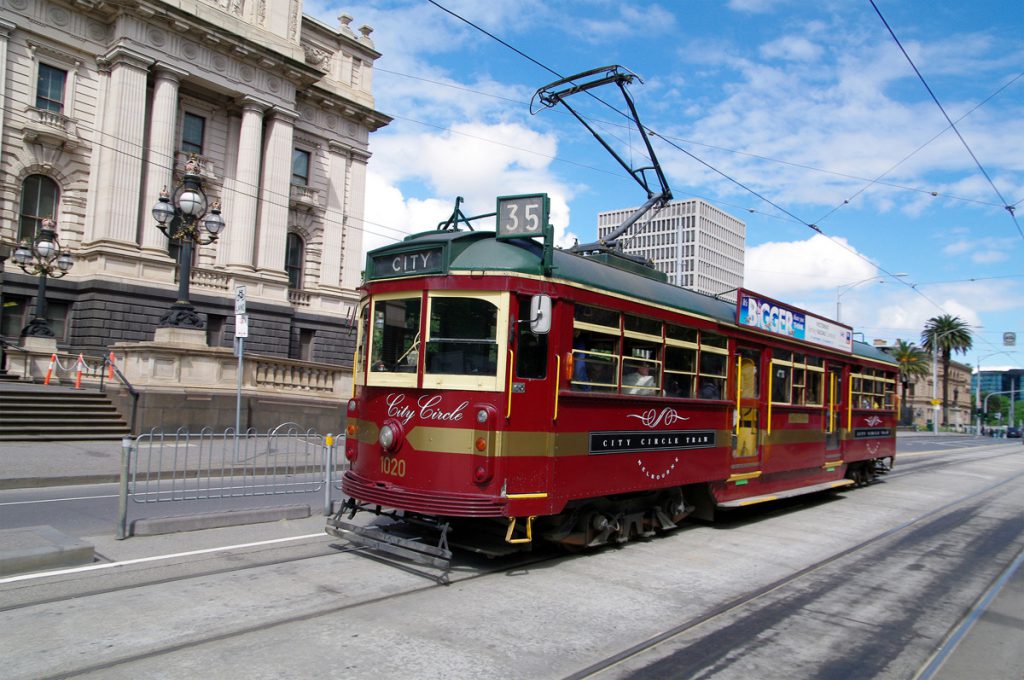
[
  {"left": 508, "top": 294, "right": 552, "bottom": 415},
  {"left": 733, "top": 348, "right": 762, "bottom": 460},
  {"left": 825, "top": 364, "right": 844, "bottom": 453}
]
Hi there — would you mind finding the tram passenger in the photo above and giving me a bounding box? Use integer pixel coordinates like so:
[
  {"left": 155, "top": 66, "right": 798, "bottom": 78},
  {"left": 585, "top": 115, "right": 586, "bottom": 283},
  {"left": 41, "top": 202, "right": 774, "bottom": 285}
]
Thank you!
[
  {"left": 699, "top": 378, "right": 720, "bottom": 399},
  {"left": 623, "top": 363, "right": 656, "bottom": 394},
  {"left": 572, "top": 330, "right": 590, "bottom": 390}
]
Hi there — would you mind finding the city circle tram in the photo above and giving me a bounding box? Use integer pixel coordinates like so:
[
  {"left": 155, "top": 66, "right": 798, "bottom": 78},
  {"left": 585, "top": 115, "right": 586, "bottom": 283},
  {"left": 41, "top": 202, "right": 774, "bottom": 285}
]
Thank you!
[{"left": 326, "top": 194, "right": 898, "bottom": 571}]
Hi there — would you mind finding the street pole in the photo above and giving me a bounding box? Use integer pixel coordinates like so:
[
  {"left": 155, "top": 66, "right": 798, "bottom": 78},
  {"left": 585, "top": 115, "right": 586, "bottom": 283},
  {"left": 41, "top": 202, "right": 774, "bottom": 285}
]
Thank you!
[
  {"left": 932, "top": 341, "right": 939, "bottom": 435},
  {"left": 975, "top": 363, "right": 982, "bottom": 436}
]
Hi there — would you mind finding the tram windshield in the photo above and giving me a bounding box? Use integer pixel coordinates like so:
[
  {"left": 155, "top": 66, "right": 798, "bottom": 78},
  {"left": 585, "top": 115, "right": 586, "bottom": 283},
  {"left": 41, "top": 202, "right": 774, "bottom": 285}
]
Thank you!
[{"left": 365, "top": 291, "right": 510, "bottom": 391}]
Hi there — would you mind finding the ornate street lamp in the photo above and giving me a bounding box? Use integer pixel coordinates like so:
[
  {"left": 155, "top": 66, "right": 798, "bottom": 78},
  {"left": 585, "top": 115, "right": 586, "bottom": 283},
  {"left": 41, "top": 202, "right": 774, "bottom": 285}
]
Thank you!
[
  {"left": 151, "top": 155, "right": 226, "bottom": 328},
  {"left": 12, "top": 217, "right": 74, "bottom": 337}
]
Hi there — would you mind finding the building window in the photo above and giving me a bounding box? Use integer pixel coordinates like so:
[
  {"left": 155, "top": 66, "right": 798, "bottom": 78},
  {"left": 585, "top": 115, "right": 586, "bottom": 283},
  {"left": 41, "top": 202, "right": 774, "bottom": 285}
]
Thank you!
[
  {"left": 292, "top": 149, "right": 311, "bottom": 185},
  {"left": 181, "top": 113, "right": 205, "bottom": 154},
  {"left": 0, "top": 296, "right": 69, "bottom": 341},
  {"left": 285, "top": 233, "right": 304, "bottom": 289},
  {"left": 36, "top": 64, "right": 67, "bottom": 113},
  {"left": 19, "top": 175, "right": 60, "bottom": 241},
  {"left": 1, "top": 297, "right": 28, "bottom": 338}
]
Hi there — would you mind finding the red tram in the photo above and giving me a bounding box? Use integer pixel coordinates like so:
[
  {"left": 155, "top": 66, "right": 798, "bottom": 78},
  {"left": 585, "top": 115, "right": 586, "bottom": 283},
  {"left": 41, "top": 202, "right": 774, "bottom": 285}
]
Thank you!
[
  {"left": 328, "top": 67, "right": 897, "bottom": 569},
  {"left": 328, "top": 199, "right": 898, "bottom": 565}
]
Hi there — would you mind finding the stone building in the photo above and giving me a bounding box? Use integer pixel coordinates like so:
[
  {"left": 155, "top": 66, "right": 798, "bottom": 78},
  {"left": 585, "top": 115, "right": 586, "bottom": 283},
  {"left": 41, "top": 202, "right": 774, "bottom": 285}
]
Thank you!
[
  {"left": 901, "top": 356, "right": 973, "bottom": 430},
  {"left": 0, "top": 0, "right": 390, "bottom": 368}
]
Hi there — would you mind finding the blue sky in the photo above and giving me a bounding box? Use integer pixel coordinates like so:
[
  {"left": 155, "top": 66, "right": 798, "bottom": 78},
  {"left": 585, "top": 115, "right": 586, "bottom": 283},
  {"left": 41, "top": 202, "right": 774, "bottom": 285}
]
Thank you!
[{"left": 312, "top": 0, "right": 1023, "bottom": 369}]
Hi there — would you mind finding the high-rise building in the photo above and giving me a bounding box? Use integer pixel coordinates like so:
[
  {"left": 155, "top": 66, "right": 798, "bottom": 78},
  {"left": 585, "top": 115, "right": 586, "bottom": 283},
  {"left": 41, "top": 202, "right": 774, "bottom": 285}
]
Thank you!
[
  {"left": 596, "top": 198, "right": 745, "bottom": 297},
  {"left": 0, "top": 1, "right": 390, "bottom": 365}
]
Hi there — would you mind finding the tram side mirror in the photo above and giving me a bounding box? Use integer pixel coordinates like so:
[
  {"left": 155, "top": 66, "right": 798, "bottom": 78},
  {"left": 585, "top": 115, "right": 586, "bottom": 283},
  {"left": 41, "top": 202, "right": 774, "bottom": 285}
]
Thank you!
[{"left": 529, "top": 295, "right": 551, "bottom": 334}]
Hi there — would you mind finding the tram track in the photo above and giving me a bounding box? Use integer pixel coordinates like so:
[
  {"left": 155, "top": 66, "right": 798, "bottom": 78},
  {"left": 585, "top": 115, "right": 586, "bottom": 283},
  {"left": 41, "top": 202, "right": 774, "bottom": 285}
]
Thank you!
[
  {"left": 889, "top": 443, "right": 1021, "bottom": 479},
  {"left": 3, "top": 530, "right": 564, "bottom": 680},
  {"left": 567, "top": 468, "right": 1024, "bottom": 679},
  {"left": 3, "top": 444, "right": 1019, "bottom": 679}
]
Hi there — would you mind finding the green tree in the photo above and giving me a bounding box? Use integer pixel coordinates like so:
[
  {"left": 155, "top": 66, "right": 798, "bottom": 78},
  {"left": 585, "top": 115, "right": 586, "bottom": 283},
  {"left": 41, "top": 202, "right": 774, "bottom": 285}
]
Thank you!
[
  {"left": 887, "top": 339, "right": 930, "bottom": 424},
  {"left": 921, "top": 315, "right": 973, "bottom": 426}
]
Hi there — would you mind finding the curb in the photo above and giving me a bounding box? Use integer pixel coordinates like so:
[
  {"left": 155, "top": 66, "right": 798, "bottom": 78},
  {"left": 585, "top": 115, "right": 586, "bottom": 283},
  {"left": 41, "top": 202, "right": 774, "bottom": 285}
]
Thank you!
[
  {"left": 0, "top": 525, "right": 95, "bottom": 577},
  {"left": 130, "top": 504, "right": 312, "bottom": 537}
]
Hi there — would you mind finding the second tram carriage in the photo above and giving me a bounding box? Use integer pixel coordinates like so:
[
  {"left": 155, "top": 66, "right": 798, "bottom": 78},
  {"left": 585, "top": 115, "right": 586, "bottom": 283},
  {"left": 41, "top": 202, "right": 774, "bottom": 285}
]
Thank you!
[{"left": 328, "top": 198, "right": 898, "bottom": 565}]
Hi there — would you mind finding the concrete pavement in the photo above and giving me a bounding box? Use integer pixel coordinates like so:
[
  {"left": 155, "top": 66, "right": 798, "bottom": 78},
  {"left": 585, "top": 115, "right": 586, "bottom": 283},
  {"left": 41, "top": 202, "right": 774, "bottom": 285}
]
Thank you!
[{"left": 1, "top": 433, "right": 1020, "bottom": 680}]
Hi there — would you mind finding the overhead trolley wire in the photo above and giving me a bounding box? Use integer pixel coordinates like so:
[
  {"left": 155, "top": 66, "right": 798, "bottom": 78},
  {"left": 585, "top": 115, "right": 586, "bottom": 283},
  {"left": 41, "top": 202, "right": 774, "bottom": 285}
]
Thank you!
[
  {"left": 869, "top": 0, "right": 1023, "bottom": 239},
  {"left": 375, "top": 62, "right": 1015, "bottom": 213},
  {"left": 425, "top": 0, "right": 988, "bottom": 320},
  {"left": 812, "top": 70, "right": 1024, "bottom": 228}
]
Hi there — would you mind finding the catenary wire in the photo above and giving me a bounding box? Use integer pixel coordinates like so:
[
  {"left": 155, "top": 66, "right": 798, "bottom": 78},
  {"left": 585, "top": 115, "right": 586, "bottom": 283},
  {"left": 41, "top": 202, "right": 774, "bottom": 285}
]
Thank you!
[
  {"left": 869, "top": 0, "right": 1022, "bottom": 238},
  {"left": 424, "top": 0, "right": 963, "bottom": 319}
]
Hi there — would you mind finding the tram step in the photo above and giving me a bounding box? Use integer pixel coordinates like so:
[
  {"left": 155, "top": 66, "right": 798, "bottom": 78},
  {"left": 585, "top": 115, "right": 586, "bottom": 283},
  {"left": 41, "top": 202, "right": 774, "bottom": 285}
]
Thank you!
[{"left": 718, "top": 478, "right": 855, "bottom": 508}]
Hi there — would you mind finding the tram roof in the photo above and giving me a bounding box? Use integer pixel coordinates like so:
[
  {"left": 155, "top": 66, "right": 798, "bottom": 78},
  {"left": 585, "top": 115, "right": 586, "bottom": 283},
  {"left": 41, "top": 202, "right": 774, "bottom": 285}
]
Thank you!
[{"left": 367, "top": 229, "right": 896, "bottom": 367}]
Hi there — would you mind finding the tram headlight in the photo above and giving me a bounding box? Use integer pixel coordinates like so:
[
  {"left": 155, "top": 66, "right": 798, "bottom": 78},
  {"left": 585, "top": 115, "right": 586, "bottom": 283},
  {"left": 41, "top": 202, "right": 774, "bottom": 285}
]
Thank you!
[
  {"left": 377, "top": 419, "right": 405, "bottom": 453},
  {"left": 477, "top": 408, "right": 489, "bottom": 424},
  {"left": 379, "top": 424, "right": 396, "bottom": 450}
]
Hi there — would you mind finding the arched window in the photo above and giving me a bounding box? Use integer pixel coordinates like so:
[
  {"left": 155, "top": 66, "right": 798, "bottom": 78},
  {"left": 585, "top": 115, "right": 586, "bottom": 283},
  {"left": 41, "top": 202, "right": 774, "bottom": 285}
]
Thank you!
[
  {"left": 19, "top": 175, "right": 60, "bottom": 241},
  {"left": 285, "top": 232, "right": 304, "bottom": 289}
]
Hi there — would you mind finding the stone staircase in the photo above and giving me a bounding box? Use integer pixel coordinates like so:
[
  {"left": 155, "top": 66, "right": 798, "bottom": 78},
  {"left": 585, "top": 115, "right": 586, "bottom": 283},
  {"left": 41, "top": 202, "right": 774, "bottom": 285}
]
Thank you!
[{"left": 0, "top": 382, "right": 131, "bottom": 441}]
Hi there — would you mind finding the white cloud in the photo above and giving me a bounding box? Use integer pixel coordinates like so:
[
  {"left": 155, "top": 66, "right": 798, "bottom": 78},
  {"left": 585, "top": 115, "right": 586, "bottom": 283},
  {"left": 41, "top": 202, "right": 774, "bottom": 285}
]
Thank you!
[
  {"left": 745, "top": 233, "right": 878, "bottom": 298},
  {"left": 759, "top": 36, "right": 823, "bottom": 62},
  {"left": 362, "top": 121, "right": 580, "bottom": 257}
]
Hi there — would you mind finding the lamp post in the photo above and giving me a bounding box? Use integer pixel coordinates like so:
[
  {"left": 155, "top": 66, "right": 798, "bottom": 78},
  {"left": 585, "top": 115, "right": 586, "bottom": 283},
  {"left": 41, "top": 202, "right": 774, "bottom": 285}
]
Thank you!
[
  {"left": 12, "top": 218, "right": 74, "bottom": 338},
  {"left": 974, "top": 351, "right": 1012, "bottom": 436},
  {"left": 835, "top": 273, "right": 907, "bottom": 323},
  {"left": 151, "top": 155, "right": 226, "bottom": 329}
]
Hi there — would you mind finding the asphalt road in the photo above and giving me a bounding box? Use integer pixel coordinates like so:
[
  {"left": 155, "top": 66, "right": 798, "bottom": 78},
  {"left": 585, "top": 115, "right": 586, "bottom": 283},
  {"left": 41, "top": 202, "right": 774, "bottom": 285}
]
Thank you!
[{"left": 1, "top": 439, "right": 1020, "bottom": 679}]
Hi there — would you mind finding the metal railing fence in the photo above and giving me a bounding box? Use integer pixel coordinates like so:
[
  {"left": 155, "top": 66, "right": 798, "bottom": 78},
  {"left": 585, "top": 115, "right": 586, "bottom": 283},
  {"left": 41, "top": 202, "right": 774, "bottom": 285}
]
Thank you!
[{"left": 117, "top": 424, "right": 345, "bottom": 539}]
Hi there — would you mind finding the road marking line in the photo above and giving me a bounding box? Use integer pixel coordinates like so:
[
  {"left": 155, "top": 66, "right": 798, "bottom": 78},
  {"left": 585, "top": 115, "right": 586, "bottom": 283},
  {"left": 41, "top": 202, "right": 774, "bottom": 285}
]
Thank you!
[{"left": 0, "top": 533, "right": 326, "bottom": 585}]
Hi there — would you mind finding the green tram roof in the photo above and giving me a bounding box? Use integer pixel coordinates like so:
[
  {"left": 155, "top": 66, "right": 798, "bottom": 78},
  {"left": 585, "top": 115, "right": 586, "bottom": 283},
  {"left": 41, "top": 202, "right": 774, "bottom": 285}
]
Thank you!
[{"left": 366, "top": 229, "right": 896, "bottom": 368}]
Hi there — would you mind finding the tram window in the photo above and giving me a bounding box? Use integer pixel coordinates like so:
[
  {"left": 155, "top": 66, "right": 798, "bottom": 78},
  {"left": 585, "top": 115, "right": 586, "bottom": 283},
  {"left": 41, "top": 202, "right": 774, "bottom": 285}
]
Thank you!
[
  {"left": 575, "top": 304, "right": 620, "bottom": 329},
  {"left": 571, "top": 328, "right": 619, "bottom": 392},
  {"left": 666, "top": 325, "right": 698, "bottom": 344},
  {"left": 622, "top": 340, "right": 661, "bottom": 396},
  {"left": 516, "top": 297, "right": 547, "bottom": 380},
  {"left": 791, "top": 353, "right": 807, "bottom": 404},
  {"left": 665, "top": 345, "right": 696, "bottom": 398},
  {"left": 698, "top": 351, "right": 727, "bottom": 399},
  {"left": 370, "top": 297, "right": 421, "bottom": 373},
  {"left": 622, "top": 316, "right": 662, "bottom": 396},
  {"left": 354, "top": 302, "right": 369, "bottom": 380},
  {"left": 851, "top": 369, "right": 895, "bottom": 410},
  {"left": 771, "top": 366, "right": 791, "bottom": 403},
  {"left": 701, "top": 332, "right": 728, "bottom": 350},
  {"left": 697, "top": 333, "right": 728, "bottom": 399},
  {"left": 425, "top": 297, "right": 498, "bottom": 376},
  {"left": 625, "top": 314, "right": 661, "bottom": 337},
  {"left": 805, "top": 357, "right": 824, "bottom": 406}
]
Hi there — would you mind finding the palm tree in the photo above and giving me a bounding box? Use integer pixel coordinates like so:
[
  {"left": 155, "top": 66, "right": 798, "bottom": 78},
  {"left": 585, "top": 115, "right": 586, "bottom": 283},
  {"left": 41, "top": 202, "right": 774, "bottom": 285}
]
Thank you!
[
  {"left": 887, "top": 339, "right": 930, "bottom": 425},
  {"left": 921, "top": 315, "right": 973, "bottom": 426}
]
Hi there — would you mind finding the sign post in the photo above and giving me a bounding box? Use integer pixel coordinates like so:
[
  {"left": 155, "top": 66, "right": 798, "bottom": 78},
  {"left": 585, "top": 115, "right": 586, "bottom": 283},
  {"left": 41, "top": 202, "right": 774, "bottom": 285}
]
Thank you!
[{"left": 234, "top": 286, "right": 247, "bottom": 455}]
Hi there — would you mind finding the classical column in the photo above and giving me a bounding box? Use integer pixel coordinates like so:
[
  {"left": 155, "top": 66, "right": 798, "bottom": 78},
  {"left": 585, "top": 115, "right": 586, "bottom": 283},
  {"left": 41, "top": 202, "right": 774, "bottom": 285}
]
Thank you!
[
  {"left": 140, "top": 65, "right": 187, "bottom": 253},
  {"left": 0, "top": 20, "right": 14, "bottom": 166},
  {"left": 318, "top": 141, "right": 348, "bottom": 290},
  {"left": 340, "top": 149, "right": 370, "bottom": 291},
  {"left": 255, "top": 108, "right": 296, "bottom": 275},
  {"left": 222, "top": 97, "right": 266, "bottom": 270},
  {"left": 85, "top": 47, "right": 152, "bottom": 246}
]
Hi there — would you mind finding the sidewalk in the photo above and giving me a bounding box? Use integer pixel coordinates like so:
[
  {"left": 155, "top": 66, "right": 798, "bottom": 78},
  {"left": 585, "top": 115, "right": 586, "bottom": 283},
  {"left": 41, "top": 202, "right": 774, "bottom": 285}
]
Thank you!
[
  {"left": 0, "top": 437, "right": 326, "bottom": 577},
  {"left": 0, "top": 438, "right": 125, "bottom": 490}
]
